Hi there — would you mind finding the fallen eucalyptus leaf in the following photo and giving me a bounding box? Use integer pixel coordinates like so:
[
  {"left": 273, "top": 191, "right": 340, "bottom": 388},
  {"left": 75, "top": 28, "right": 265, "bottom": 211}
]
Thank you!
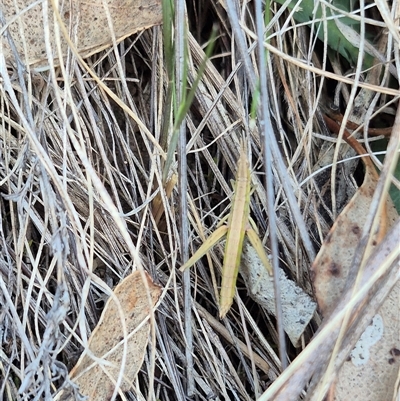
[
  {"left": 331, "top": 284, "right": 400, "bottom": 401},
  {"left": 310, "top": 130, "right": 399, "bottom": 400},
  {"left": 69, "top": 271, "right": 161, "bottom": 401},
  {"left": 311, "top": 159, "right": 398, "bottom": 317},
  {"left": 1, "top": 0, "right": 162, "bottom": 71}
]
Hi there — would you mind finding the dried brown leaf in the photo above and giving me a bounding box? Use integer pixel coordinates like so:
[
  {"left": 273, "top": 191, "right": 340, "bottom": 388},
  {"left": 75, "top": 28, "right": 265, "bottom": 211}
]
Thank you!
[
  {"left": 311, "top": 167, "right": 398, "bottom": 316},
  {"left": 2, "top": 0, "right": 162, "bottom": 70},
  {"left": 311, "top": 130, "right": 399, "bottom": 400},
  {"left": 69, "top": 271, "right": 161, "bottom": 401},
  {"left": 331, "top": 284, "right": 400, "bottom": 401}
]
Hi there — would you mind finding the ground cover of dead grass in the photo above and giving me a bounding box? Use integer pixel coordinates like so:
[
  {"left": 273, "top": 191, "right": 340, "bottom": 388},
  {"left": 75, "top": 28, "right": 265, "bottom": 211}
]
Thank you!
[{"left": 0, "top": 0, "right": 399, "bottom": 400}]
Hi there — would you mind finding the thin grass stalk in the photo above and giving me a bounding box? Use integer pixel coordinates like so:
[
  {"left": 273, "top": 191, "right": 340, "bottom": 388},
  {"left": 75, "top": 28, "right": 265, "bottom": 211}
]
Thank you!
[
  {"left": 254, "top": 0, "right": 287, "bottom": 371},
  {"left": 173, "top": 0, "right": 195, "bottom": 396}
]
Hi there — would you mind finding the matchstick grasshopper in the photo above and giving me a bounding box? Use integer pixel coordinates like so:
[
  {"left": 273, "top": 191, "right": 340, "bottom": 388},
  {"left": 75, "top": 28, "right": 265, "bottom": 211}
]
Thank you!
[{"left": 180, "top": 141, "right": 273, "bottom": 318}]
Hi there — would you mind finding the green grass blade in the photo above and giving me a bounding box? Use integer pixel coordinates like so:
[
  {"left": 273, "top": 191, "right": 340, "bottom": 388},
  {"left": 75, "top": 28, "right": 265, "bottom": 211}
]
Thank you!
[{"left": 162, "top": 26, "right": 217, "bottom": 183}]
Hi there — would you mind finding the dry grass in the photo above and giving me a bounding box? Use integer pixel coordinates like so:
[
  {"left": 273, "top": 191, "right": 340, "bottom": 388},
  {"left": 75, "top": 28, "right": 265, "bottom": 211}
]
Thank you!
[{"left": 0, "top": 0, "right": 399, "bottom": 400}]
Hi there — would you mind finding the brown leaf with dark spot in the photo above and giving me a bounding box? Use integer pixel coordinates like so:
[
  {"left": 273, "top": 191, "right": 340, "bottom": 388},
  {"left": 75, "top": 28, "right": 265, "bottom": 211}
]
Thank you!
[
  {"left": 69, "top": 271, "right": 161, "bottom": 401},
  {"left": 311, "top": 142, "right": 397, "bottom": 317},
  {"left": 311, "top": 115, "right": 399, "bottom": 401}
]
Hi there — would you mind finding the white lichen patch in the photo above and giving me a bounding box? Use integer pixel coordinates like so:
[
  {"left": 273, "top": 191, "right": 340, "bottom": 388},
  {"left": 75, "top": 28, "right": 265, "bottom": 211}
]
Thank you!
[
  {"left": 350, "top": 314, "right": 384, "bottom": 366},
  {"left": 241, "top": 241, "right": 317, "bottom": 347}
]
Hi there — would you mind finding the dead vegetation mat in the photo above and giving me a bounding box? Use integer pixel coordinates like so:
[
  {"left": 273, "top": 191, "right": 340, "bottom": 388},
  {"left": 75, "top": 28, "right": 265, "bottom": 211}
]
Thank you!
[{"left": 0, "top": 0, "right": 399, "bottom": 400}]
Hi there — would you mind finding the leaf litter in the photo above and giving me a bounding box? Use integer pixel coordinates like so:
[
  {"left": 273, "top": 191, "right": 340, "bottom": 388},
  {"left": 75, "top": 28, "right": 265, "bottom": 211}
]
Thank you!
[
  {"left": 62, "top": 271, "right": 161, "bottom": 401},
  {"left": 0, "top": 0, "right": 399, "bottom": 400},
  {"left": 1, "top": 0, "right": 162, "bottom": 71},
  {"left": 310, "top": 115, "right": 399, "bottom": 401}
]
